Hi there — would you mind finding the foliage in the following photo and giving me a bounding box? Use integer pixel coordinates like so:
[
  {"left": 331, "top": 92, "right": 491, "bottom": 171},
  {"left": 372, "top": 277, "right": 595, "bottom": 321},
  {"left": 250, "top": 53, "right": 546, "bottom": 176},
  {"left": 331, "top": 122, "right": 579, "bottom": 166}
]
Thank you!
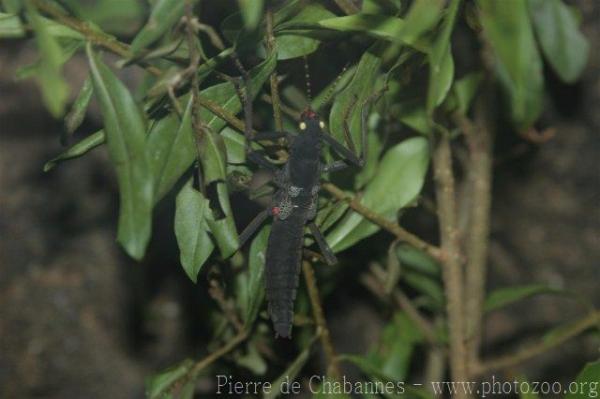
[{"left": 3, "top": 0, "right": 596, "bottom": 397}]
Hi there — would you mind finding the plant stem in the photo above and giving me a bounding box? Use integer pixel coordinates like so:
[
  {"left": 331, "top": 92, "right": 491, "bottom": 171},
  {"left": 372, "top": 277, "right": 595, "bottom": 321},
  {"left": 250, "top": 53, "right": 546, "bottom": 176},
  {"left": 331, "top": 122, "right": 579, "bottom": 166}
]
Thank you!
[
  {"left": 190, "top": 329, "right": 248, "bottom": 378},
  {"left": 265, "top": 9, "right": 283, "bottom": 132},
  {"left": 302, "top": 261, "right": 342, "bottom": 380},
  {"left": 433, "top": 134, "right": 468, "bottom": 392},
  {"left": 455, "top": 107, "right": 493, "bottom": 374},
  {"left": 472, "top": 311, "right": 600, "bottom": 377},
  {"left": 322, "top": 182, "right": 443, "bottom": 261}
]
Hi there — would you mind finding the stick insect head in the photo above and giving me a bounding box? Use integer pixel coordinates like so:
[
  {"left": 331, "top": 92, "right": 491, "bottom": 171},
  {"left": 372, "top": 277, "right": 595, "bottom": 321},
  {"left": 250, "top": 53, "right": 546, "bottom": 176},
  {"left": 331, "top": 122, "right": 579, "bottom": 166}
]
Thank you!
[{"left": 299, "top": 107, "right": 325, "bottom": 133}]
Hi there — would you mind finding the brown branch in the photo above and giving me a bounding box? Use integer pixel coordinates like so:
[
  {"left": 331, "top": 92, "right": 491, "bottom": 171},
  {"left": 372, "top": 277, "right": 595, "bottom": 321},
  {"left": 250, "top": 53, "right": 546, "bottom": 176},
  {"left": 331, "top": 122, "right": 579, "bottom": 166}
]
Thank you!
[
  {"left": 433, "top": 134, "right": 468, "bottom": 391},
  {"left": 302, "top": 261, "right": 342, "bottom": 380},
  {"left": 454, "top": 107, "right": 493, "bottom": 374},
  {"left": 322, "top": 182, "right": 443, "bottom": 261},
  {"left": 190, "top": 329, "right": 248, "bottom": 378},
  {"left": 472, "top": 311, "right": 600, "bottom": 377}
]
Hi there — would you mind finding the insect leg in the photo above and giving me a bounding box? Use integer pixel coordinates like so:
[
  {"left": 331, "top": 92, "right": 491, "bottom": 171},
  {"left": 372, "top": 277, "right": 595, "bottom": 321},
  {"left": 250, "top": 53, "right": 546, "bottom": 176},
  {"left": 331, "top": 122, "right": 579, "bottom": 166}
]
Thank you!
[
  {"left": 320, "top": 88, "right": 387, "bottom": 168},
  {"left": 323, "top": 160, "right": 349, "bottom": 173},
  {"left": 308, "top": 222, "right": 337, "bottom": 265},
  {"left": 238, "top": 208, "right": 271, "bottom": 249}
]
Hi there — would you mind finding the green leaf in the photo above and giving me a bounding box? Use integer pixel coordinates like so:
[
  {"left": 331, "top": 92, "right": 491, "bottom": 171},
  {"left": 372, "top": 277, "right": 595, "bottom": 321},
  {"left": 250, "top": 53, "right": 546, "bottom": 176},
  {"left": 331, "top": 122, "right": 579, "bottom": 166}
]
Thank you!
[
  {"left": 15, "top": 38, "right": 82, "bottom": 81},
  {"left": 44, "top": 130, "right": 105, "bottom": 172},
  {"left": 329, "top": 45, "right": 382, "bottom": 160},
  {"left": 65, "top": 76, "right": 94, "bottom": 135},
  {"left": 400, "top": 0, "right": 444, "bottom": 45},
  {"left": 130, "top": 0, "right": 188, "bottom": 55},
  {"left": 87, "top": 43, "right": 153, "bottom": 260},
  {"left": 148, "top": 97, "right": 194, "bottom": 201},
  {"left": 426, "top": 0, "right": 460, "bottom": 114},
  {"left": 198, "top": 55, "right": 276, "bottom": 258},
  {"left": 397, "top": 101, "right": 430, "bottom": 135},
  {"left": 318, "top": 14, "right": 428, "bottom": 51},
  {"left": 174, "top": 180, "right": 214, "bottom": 283},
  {"left": 145, "top": 359, "right": 193, "bottom": 399},
  {"left": 484, "top": 284, "right": 563, "bottom": 313},
  {"left": 528, "top": 0, "right": 589, "bottom": 83},
  {"left": 264, "top": 337, "right": 315, "bottom": 399},
  {"left": 452, "top": 72, "right": 483, "bottom": 114},
  {"left": 565, "top": 361, "right": 600, "bottom": 399},
  {"left": 0, "top": 12, "right": 24, "bottom": 38},
  {"left": 238, "top": 0, "right": 263, "bottom": 30},
  {"left": 479, "top": 0, "right": 544, "bottom": 130},
  {"left": 362, "top": 0, "right": 402, "bottom": 15},
  {"left": 264, "top": 3, "right": 336, "bottom": 60},
  {"left": 2, "top": 0, "right": 22, "bottom": 13},
  {"left": 146, "top": 54, "right": 276, "bottom": 207},
  {"left": 377, "top": 313, "right": 424, "bottom": 380},
  {"left": 396, "top": 244, "right": 440, "bottom": 277},
  {"left": 327, "top": 137, "right": 430, "bottom": 252},
  {"left": 243, "top": 226, "right": 270, "bottom": 328},
  {"left": 24, "top": 1, "right": 70, "bottom": 117},
  {"left": 404, "top": 271, "right": 444, "bottom": 310}
]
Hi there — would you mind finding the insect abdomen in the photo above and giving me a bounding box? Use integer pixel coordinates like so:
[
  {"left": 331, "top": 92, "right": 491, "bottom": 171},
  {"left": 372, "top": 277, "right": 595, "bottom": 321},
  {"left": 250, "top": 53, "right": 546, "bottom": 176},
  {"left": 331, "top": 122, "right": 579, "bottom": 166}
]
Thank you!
[{"left": 264, "top": 211, "right": 306, "bottom": 338}]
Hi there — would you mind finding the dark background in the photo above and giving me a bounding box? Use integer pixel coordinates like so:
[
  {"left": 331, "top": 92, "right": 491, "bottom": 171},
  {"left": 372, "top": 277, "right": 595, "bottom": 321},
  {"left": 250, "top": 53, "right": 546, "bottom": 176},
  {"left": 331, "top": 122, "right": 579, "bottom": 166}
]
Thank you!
[{"left": 0, "top": 1, "right": 598, "bottom": 398}]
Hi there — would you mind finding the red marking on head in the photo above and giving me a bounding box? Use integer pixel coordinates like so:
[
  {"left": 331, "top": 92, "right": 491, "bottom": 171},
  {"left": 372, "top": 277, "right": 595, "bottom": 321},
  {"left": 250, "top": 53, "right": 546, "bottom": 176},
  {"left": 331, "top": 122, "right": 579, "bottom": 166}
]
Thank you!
[
  {"left": 271, "top": 206, "right": 281, "bottom": 216},
  {"left": 300, "top": 108, "right": 318, "bottom": 120}
]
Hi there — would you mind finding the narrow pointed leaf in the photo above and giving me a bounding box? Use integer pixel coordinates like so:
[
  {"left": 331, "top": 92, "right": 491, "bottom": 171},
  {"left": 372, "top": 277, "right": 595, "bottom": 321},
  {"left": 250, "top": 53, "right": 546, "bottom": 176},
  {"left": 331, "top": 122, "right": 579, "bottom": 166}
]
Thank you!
[
  {"left": 244, "top": 226, "right": 270, "bottom": 328},
  {"left": 148, "top": 97, "right": 194, "bottom": 201},
  {"left": 130, "top": 0, "right": 188, "bottom": 55},
  {"left": 426, "top": 0, "right": 460, "bottom": 114},
  {"left": 528, "top": 0, "right": 589, "bottom": 83},
  {"left": 174, "top": 180, "right": 214, "bottom": 283},
  {"left": 484, "top": 284, "right": 564, "bottom": 313},
  {"left": 44, "top": 130, "right": 105, "bottom": 171},
  {"left": 87, "top": 44, "right": 153, "bottom": 260},
  {"left": 329, "top": 45, "right": 382, "bottom": 158},
  {"left": 65, "top": 75, "right": 94, "bottom": 135},
  {"left": 479, "top": 0, "right": 544, "bottom": 130},
  {"left": 237, "top": 0, "right": 263, "bottom": 30}
]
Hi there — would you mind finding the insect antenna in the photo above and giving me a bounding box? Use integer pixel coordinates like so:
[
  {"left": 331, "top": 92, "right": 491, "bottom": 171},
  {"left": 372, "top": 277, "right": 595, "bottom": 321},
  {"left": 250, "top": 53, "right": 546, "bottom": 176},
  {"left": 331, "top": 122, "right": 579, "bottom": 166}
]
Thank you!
[
  {"left": 303, "top": 55, "right": 312, "bottom": 107},
  {"left": 315, "top": 62, "right": 349, "bottom": 113}
]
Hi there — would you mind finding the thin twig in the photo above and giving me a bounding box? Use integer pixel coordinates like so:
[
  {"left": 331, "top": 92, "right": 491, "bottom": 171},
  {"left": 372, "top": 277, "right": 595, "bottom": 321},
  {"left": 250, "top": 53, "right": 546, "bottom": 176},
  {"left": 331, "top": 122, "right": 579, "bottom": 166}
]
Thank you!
[
  {"left": 265, "top": 9, "right": 283, "bottom": 131},
  {"left": 362, "top": 265, "right": 440, "bottom": 347},
  {"left": 261, "top": 94, "right": 301, "bottom": 121},
  {"left": 208, "top": 278, "right": 244, "bottom": 333},
  {"left": 472, "top": 311, "right": 600, "bottom": 377},
  {"left": 433, "top": 134, "right": 468, "bottom": 391},
  {"left": 302, "top": 261, "right": 342, "bottom": 380},
  {"left": 190, "top": 329, "right": 248, "bottom": 378},
  {"left": 322, "top": 182, "right": 443, "bottom": 261}
]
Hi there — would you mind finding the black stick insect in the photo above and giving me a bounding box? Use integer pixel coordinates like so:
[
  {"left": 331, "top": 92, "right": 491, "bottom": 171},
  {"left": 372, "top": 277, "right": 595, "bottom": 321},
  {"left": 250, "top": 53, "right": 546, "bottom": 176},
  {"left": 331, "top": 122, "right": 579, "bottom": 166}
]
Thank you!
[{"left": 233, "top": 58, "right": 383, "bottom": 338}]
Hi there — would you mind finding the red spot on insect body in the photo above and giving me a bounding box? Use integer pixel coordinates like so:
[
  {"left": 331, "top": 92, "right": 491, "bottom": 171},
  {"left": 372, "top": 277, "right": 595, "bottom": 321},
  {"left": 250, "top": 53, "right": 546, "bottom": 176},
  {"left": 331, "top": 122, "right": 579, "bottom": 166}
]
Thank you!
[
  {"left": 301, "top": 108, "right": 318, "bottom": 120},
  {"left": 271, "top": 206, "right": 281, "bottom": 216}
]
